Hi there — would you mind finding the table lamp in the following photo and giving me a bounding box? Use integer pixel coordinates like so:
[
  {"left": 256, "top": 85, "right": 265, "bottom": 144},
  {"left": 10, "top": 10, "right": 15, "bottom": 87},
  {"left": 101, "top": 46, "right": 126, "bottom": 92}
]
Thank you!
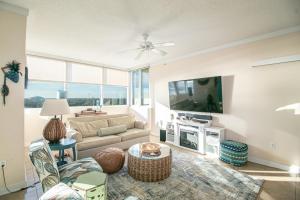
[{"left": 40, "top": 99, "right": 70, "bottom": 143}]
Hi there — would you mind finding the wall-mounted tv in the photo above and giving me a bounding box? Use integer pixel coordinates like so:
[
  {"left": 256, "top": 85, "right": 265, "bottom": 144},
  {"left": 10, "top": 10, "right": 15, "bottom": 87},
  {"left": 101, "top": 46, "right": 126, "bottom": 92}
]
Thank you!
[{"left": 168, "top": 76, "right": 223, "bottom": 113}]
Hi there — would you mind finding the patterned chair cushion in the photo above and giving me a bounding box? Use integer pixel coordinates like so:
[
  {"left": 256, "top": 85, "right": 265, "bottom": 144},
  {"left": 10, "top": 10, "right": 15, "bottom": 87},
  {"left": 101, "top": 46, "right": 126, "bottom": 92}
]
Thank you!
[
  {"left": 220, "top": 140, "right": 248, "bottom": 152},
  {"left": 39, "top": 182, "right": 83, "bottom": 200},
  {"left": 58, "top": 157, "right": 103, "bottom": 186},
  {"left": 29, "top": 139, "right": 60, "bottom": 192}
]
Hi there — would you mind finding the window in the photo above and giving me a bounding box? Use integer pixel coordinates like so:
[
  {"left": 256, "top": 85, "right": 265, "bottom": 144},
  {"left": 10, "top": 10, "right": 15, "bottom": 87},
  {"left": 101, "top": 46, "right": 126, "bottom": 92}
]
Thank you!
[
  {"left": 71, "top": 63, "right": 102, "bottom": 84},
  {"left": 132, "top": 70, "right": 140, "bottom": 105},
  {"left": 27, "top": 56, "right": 66, "bottom": 81},
  {"left": 66, "top": 83, "right": 100, "bottom": 107},
  {"left": 131, "top": 68, "right": 149, "bottom": 105},
  {"left": 106, "top": 69, "right": 128, "bottom": 86},
  {"left": 103, "top": 85, "right": 127, "bottom": 105},
  {"left": 25, "top": 81, "right": 64, "bottom": 108},
  {"left": 141, "top": 68, "right": 149, "bottom": 105},
  {"left": 25, "top": 56, "right": 128, "bottom": 108}
]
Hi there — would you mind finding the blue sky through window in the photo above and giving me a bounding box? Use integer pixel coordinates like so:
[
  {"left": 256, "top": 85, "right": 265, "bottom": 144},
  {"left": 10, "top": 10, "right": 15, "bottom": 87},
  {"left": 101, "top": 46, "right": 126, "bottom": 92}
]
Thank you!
[
  {"left": 25, "top": 81, "right": 64, "bottom": 98},
  {"left": 25, "top": 80, "right": 128, "bottom": 107}
]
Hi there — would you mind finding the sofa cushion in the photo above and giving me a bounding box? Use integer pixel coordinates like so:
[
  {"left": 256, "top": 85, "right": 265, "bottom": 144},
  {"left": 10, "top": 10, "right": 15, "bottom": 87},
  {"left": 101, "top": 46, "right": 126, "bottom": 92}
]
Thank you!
[
  {"left": 77, "top": 135, "right": 121, "bottom": 151},
  {"left": 97, "top": 125, "right": 127, "bottom": 137},
  {"left": 59, "top": 157, "right": 102, "bottom": 186},
  {"left": 69, "top": 119, "right": 108, "bottom": 138},
  {"left": 118, "top": 128, "right": 150, "bottom": 142},
  {"left": 108, "top": 116, "right": 135, "bottom": 129}
]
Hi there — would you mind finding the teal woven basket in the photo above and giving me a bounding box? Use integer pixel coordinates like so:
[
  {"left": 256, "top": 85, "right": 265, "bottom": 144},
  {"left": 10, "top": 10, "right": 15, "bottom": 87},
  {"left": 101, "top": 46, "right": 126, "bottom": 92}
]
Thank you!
[{"left": 220, "top": 140, "right": 248, "bottom": 166}]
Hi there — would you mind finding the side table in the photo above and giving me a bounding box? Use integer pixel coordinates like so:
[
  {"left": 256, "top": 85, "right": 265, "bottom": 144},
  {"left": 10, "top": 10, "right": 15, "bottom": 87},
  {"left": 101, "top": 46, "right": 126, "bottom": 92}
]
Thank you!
[
  {"left": 72, "top": 171, "right": 107, "bottom": 200},
  {"left": 49, "top": 138, "right": 77, "bottom": 166}
]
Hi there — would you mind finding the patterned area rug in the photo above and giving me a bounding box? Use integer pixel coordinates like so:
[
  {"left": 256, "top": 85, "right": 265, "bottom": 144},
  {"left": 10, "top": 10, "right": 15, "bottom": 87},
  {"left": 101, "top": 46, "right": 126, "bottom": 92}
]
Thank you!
[{"left": 107, "top": 149, "right": 263, "bottom": 200}]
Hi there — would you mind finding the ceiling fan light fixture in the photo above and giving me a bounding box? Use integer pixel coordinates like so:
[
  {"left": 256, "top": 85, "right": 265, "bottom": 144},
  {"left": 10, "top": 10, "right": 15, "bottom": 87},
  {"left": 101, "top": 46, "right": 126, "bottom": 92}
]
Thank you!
[{"left": 122, "top": 33, "right": 175, "bottom": 60}]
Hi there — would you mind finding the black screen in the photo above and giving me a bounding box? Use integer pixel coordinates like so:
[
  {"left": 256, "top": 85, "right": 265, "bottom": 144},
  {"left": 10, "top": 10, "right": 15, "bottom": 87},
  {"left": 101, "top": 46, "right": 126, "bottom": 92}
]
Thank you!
[{"left": 168, "top": 76, "right": 223, "bottom": 113}]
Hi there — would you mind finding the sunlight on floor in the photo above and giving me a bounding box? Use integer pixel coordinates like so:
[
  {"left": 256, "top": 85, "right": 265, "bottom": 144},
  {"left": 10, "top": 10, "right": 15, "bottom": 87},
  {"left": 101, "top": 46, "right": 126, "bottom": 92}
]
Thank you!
[
  {"left": 249, "top": 175, "right": 299, "bottom": 182},
  {"left": 239, "top": 170, "right": 289, "bottom": 174}
]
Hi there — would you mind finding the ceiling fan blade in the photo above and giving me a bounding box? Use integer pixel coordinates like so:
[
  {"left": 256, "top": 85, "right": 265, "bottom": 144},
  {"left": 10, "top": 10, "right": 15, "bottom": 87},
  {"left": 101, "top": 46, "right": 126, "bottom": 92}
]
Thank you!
[
  {"left": 117, "top": 47, "right": 143, "bottom": 54},
  {"left": 153, "top": 42, "right": 175, "bottom": 47},
  {"left": 151, "top": 48, "right": 167, "bottom": 56},
  {"left": 135, "top": 49, "right": 145, "bottom": 60}
]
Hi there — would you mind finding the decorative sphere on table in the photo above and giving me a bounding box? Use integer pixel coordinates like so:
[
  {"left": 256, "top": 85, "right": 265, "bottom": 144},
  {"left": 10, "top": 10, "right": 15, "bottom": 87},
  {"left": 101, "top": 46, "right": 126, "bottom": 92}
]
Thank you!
[{"left": 43, "top": 118, "right": 66, "bottom": 142}]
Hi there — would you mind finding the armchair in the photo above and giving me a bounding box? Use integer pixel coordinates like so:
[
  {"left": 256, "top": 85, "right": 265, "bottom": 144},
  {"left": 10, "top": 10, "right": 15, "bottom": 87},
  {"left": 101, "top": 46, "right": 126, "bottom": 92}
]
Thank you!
[{"left": 29, "top": 139, "right": 106, "bottom": 199}]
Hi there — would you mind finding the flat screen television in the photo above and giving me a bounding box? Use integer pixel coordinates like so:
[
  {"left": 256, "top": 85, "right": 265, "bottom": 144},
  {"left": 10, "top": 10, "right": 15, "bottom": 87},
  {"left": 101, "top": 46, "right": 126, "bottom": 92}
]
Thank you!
[{"left": 168, "top": 76, "right": 223, "bottom": 113}]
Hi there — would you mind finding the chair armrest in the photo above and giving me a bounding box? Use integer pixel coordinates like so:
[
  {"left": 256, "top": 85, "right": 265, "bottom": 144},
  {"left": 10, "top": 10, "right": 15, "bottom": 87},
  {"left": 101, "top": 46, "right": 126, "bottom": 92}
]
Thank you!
[
  {"left": 134, "top": 121, "right": 147, "bottom": 129},
  {"left": 39, "top": 183, "right": 83, "bottom": 200},
  {"left": 68, "top": 129, "right": 83, "bottom": 143}
]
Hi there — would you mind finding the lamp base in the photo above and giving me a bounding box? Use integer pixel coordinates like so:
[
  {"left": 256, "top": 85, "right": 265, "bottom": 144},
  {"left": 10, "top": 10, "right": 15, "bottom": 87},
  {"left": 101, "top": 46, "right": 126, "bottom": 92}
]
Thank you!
[{"left": 43, "top": 118, "right": 66, "bottom": 142}]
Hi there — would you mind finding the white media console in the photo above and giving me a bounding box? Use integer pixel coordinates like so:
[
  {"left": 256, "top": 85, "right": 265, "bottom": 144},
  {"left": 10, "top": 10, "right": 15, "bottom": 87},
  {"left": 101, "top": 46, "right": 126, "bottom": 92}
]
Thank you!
[{"left": 166, "top": 115, "right": 225, "bottom": 156}]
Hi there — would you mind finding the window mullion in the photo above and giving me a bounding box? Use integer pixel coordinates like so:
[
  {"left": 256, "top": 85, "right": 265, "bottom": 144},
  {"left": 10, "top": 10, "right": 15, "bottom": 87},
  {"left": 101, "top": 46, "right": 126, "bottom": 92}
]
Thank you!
[{"left": 139, "top": 69, "right": 142, "bottom": 105}]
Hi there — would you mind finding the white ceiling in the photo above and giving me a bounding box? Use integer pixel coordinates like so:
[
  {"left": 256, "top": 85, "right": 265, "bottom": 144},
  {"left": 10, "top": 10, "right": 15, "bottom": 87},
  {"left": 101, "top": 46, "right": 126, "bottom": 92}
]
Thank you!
[{"left": 2, "top": 0, "right": 300, "bottom": 69}]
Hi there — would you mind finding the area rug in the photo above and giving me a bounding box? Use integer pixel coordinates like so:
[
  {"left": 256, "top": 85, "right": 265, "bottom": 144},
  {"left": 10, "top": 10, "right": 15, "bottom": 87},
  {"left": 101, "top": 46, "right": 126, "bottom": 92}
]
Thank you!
[{"left": 107, "top": 149, "right": 263, "bottom": 200}]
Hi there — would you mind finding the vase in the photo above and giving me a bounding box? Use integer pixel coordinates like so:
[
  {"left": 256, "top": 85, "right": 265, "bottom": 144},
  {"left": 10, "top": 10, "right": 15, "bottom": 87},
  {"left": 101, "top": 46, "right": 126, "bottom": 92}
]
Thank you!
[{"left": 43, "top": 118, "right": 66, "bottom": 143}]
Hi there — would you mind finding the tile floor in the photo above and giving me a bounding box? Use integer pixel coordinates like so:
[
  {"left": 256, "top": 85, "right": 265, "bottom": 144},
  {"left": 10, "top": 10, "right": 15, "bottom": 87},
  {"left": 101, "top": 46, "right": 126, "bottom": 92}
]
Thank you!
[{"left": 0, "top": 136, "right": 299, "bottom": 200}]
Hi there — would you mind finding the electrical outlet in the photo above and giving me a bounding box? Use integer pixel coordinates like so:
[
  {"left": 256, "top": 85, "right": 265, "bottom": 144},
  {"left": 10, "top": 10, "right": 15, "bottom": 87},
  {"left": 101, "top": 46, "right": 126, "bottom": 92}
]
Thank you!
[{"left": 0, "top": 160, "right": 6, "bottom": 167}]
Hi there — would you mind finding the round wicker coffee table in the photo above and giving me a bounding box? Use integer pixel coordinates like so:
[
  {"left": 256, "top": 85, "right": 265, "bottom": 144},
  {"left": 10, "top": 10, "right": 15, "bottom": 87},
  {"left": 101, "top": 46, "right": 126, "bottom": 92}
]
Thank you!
[{"left": 128, "top": 143, "right": 172, "bottom": 182}]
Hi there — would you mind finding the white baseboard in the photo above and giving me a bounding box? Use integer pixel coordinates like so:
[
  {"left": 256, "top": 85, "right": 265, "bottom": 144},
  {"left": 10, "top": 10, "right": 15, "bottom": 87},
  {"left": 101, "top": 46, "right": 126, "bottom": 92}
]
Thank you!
[
  {"left": 0, "top": 181, "right": 27, "bottom": 196},
  {"left": 248, "top": 156, "right": 290, "bottom": 171}
]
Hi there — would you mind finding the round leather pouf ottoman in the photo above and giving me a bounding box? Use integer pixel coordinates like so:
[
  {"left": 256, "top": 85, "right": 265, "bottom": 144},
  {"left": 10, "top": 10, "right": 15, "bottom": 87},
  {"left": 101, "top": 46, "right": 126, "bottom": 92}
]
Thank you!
[{"left": 94, "top": 147, "right": 125, "bottom": 174}]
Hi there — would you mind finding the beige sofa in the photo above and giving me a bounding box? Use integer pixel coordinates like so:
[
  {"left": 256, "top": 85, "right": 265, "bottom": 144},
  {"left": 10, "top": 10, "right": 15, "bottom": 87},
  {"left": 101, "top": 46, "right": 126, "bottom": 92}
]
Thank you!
[{"left": 68, "top": 114, "right": 150, "bottom": 158}]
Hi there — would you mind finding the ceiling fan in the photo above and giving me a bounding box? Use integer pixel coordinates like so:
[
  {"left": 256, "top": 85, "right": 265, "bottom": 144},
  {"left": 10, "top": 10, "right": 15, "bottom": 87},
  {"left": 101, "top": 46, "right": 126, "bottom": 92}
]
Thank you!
[{"left": 121, "top": 33, "right": 175, "bottom": 60}]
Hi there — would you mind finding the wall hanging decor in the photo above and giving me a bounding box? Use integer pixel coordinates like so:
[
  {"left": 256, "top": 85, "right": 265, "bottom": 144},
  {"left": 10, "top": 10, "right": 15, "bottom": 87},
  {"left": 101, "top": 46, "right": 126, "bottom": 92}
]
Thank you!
[
  {"left": 24, "top": 66, "right": 28, "bottom": 89},
  {"left": 1, "top": 78, "right": 9, "bottom": 105},
  {"left": 1, "top": 60, "right": 22, "bottom": 105}
]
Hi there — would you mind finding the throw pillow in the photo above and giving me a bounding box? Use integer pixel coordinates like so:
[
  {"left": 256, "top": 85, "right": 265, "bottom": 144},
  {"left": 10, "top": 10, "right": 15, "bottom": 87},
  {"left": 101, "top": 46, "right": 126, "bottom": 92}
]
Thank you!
[
  {"left": 69, "top": 119, "right": 109, "bottom": 138},
  {"left": 107, "top": 116, "right": 135, "bottom": 129},
  {"left": 97, "top": 125, "right": 127, "bottom": 137},
  {"left": 39, "top": 183, "right": 83, "bottom": 200},
  {"left": 134, "top": 121, "right": 146, "bottom": 129}
]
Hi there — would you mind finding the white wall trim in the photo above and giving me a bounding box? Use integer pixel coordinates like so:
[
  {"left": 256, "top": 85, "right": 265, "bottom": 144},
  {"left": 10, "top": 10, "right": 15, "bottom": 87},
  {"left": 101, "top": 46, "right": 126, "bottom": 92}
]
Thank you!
[
  {"left": 0, "top": 181, "right": 27, "bottom": 196},
  {"left": 248, "top": 156, "right": 290, "bottom": 171},
  {"left": 251, "top": 55, "right": 300, "bottom": 67},
  {"left": 0, "top": 1, "right": 28, "bottom": 16},
  {"left": 27, "top": 51, "right": 129, "bottom": 72},
  {"left": 130, "top": 26, "right": 300, "bottom": 70}
]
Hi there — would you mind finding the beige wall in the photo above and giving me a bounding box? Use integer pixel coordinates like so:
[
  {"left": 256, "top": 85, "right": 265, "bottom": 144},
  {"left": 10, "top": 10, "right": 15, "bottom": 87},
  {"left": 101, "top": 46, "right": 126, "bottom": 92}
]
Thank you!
[
  {"left": 24, "top": 106, "right": 129, "bottom": 146},
  {"left": 0, "top": 10, "right": 27, "bottom": 194},
  {"left": 150, "top": 32, "right": 300, "bottom": 167},
  {"left": 129, "top": 105, "right": 151, "bottom": 129}
]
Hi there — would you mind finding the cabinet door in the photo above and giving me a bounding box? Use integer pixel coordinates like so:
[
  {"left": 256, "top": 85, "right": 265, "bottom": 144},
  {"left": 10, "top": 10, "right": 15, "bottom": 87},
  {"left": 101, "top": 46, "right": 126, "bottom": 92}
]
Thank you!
[{"left": 198, "top": 131, "right": 205, "bottom": 154}]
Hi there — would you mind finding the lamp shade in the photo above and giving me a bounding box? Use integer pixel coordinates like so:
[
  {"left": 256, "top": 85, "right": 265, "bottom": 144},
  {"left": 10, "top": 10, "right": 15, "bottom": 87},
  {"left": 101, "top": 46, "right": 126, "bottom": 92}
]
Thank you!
[{"left": 40, "top": 99, "right": 70, "bottom": 116}]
